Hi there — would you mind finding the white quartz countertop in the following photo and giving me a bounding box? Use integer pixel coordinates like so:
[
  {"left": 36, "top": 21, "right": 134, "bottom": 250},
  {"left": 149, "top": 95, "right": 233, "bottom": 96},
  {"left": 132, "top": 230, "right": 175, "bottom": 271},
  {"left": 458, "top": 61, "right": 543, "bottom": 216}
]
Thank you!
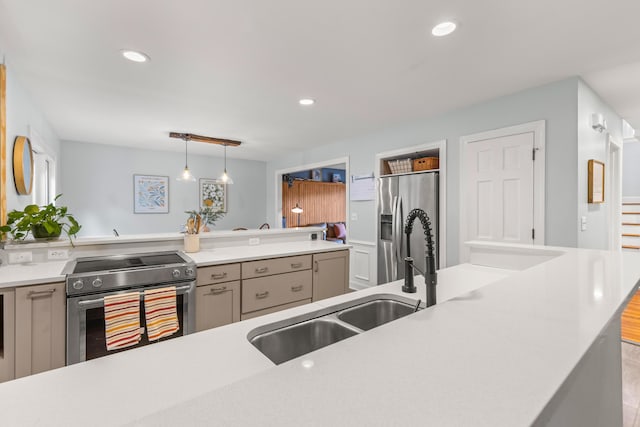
[
  {"left": 0, "top": 240, "right": 346, "bottom": 289},
  {"left": 1, "top": 246, "right": 639, "bottom": 426}
]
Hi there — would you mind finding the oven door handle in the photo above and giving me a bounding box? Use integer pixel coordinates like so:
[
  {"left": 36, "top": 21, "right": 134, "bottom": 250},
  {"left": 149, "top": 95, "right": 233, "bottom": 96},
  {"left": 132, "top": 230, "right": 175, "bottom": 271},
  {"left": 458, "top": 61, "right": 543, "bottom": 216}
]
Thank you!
[{"left": 77, "top": 284, "right": 193, "bottom": 307}]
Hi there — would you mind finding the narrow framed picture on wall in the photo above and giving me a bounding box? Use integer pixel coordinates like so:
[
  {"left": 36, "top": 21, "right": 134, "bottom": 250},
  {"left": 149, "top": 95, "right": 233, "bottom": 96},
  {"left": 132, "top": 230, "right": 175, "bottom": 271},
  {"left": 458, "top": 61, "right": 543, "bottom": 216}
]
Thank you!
[
  {"left": 133, "top": 174, "right": 169, "bottom": 213},
  {"left": 312, "top": 169, "right": 322, "bottom": 181},
  {"left": 200, "top": 178, "right": 227, "bottom": 212},
  {"left": 588, "top": 159, "right": 605, "bottom": 204}
]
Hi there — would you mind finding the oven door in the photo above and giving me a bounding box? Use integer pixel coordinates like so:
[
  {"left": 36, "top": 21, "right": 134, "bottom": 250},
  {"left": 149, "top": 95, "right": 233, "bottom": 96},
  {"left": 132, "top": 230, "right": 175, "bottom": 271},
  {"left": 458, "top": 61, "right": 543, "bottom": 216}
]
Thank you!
[{"left": 66, "top": 281, "right": 195, "bottom": 365}]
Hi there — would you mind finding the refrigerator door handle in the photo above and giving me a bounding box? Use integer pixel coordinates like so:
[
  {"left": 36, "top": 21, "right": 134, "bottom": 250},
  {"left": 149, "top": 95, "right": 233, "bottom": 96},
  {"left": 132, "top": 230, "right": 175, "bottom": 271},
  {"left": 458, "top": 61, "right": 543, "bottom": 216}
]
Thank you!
[
  {"left": 390, "top": 196, "right": 398, "bottom": 280},
  {"left": 393, "top": 196, "right": 403, "bottom": 279}
]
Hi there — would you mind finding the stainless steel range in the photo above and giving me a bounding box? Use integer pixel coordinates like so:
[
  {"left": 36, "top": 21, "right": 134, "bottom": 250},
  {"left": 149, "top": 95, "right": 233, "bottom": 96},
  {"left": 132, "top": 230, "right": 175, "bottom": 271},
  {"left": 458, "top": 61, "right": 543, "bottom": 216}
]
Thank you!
[{"left": 64, "top": 251, "right": 196, "bottom": 365}]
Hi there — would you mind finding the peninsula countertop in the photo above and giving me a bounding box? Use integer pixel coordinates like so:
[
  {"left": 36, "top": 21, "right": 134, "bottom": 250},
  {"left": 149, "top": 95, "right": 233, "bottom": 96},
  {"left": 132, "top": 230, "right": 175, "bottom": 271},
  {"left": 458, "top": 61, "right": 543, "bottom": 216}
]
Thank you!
[{"left": 1, "top": 244, "right": 638, "bottom": 426}]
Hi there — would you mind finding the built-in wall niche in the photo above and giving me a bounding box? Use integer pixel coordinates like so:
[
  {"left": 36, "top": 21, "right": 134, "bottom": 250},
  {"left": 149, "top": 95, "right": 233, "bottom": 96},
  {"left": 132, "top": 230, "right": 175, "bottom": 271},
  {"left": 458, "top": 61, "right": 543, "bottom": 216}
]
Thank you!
[
  {"left": 379, "top": 147, "right": 440, "bottom": 176},
  {"left": 283, "top": 167, "right": 346, "bottom": 184}
]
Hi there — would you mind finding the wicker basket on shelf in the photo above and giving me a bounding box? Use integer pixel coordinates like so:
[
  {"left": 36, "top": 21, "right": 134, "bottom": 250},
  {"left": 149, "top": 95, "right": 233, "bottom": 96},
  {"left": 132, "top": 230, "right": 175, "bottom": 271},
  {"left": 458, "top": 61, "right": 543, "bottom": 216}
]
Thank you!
[
  {"left": 413, "top": 157, "right": 439, "bottom": 171},
  {"left": 387, "top": 158, "right": 413, "bottom": 174}
]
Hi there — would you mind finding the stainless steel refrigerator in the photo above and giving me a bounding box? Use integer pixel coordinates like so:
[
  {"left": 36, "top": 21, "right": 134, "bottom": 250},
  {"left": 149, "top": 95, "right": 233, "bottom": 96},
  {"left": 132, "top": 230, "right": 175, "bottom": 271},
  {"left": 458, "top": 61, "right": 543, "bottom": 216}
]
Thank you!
[{"left": 377, "top": 171, "right": 439, "bottom": 284}]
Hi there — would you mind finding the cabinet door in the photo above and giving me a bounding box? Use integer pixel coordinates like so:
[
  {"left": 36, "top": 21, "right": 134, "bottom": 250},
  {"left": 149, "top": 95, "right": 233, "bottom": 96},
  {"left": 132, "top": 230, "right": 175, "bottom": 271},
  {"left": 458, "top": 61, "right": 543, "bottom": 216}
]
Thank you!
[
  {"left": 15, "top": 282, "right": 65, "bottom": 378},
  {"left": 195, "top": 281, "right": 240, "bottom": 332},
  {"left": 0, "top": 289, "right": 15, "bottom": 383},
  {"left": 312, "top": 250, "right": 350, "bottom": 302}
]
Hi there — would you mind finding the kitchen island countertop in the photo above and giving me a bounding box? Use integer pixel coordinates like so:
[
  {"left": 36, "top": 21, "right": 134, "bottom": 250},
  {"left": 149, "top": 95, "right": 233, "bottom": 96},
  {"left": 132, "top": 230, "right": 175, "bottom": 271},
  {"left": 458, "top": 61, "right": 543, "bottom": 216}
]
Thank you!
[{"left": 0, "top": 244, "right": 639, "bottom": 426}]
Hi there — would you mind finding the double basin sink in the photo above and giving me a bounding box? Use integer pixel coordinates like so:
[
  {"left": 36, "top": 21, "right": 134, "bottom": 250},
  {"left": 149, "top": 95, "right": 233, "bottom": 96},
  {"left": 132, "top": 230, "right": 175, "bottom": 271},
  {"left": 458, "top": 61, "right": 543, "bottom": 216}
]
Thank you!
[{"left": 248, "top": 294, "right": 421, "bottom": 365}]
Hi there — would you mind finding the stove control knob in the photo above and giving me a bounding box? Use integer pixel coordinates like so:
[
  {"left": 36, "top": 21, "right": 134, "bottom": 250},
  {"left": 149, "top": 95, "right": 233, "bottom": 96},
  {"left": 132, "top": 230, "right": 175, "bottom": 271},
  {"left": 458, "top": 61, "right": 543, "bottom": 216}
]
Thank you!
[
  {"left": 72, "top": 280, "right": 84, "bottom": 290},
  {"left": 185, "top": 267, "right": 195, "bottom": 277},
  {"left": 172, "top": 269, "right": 181, "bottom": 279},
  {"left": 92, "top": 278, "right": 103, "bottom": 288}
]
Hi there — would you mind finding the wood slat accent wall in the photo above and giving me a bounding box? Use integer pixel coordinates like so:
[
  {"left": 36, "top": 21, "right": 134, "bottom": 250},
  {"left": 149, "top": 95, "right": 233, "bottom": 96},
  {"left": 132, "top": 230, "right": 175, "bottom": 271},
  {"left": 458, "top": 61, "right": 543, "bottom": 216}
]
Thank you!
[{"left": 282, "top": 181, "right": 346, "bottom": 227}]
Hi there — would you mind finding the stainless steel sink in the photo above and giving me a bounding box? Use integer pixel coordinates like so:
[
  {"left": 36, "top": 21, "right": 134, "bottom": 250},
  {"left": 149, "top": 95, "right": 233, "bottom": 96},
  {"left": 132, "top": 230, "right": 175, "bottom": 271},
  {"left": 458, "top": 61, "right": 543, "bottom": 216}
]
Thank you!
[
  {"left": 249, "top": 318, "right": 359, "bottom": 365},
  {"left": 248, "top": 294, "right": 421, "bottom": 365},
  {"left": 337, "top": 299, "right": 416, "bottom": 331}
]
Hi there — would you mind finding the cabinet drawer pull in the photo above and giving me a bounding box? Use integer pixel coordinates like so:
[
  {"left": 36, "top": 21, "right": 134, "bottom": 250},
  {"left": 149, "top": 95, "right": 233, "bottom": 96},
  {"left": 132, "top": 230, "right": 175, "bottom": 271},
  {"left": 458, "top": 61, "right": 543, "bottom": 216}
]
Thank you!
[
  {"left": 291, "top": 285, "right": 303, "bottom": 292},
  {"left": 28, "top": 289, "right": 56, "bottom": 299},
  {"left": 290, "top": 262, "right": 303, "bottom": 268},
  {"left": 255, "top": 291, "right": 269, "bottom": 299},
  {"left": 210, "top": 286, "right": 227, "bottom": 294},
  {"left": 314, "top": 260, "right": 319, "bottom": 272},
  {"left": 255, "top": 267, "right": 269, "bottom": 274},
  {"left": 211, "top": 272, "right": 227, "bottom": 279}
]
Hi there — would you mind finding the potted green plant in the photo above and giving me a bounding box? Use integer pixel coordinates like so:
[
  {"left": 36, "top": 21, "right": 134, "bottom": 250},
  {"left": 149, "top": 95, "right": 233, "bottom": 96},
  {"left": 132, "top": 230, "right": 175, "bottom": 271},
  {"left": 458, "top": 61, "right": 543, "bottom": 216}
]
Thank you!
[
  {"left": 185, "top": 207, "right": 225, "bottom": 232},
  {"left": 0, "top": 194, "right": 81, "bottom": 243}
]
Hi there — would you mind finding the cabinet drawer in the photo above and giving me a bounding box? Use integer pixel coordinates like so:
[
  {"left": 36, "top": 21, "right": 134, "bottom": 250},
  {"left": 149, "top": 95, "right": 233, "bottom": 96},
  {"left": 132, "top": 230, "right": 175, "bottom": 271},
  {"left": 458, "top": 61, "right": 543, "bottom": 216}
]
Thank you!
[
  {"left": 240, "top": 299, "right": 312, "bottom": 321},
  {"left": 242, "top": 255, "right": 311, "bottom": 279},
  {"left": 242, "top": 270, "right": 312, "bottom": 313},
  {"left": 197, "top": 263, "right": 241, "bottom": 286}
]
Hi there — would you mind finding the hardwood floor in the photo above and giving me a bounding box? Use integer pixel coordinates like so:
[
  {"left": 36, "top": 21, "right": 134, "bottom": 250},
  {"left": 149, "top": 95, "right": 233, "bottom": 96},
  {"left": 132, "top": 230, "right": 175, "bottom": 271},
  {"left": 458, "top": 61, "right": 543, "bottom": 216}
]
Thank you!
[{"left": 623, "top": 290, "right": 640, "bottom": 343}]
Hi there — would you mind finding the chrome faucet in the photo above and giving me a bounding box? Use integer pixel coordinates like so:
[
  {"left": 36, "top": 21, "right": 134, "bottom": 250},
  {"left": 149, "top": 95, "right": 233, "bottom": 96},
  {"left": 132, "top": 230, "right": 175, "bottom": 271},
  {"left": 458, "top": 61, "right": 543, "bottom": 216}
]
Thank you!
[{"left": 402, "top": 208, "right": 438, "bottom": 307}]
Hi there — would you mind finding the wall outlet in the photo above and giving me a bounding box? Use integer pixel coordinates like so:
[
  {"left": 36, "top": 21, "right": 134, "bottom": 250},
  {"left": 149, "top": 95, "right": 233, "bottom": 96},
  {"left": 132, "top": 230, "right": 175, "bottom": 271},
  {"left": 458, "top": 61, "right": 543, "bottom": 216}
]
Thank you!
[
  {"left": 9, "top": 251, "right": 33, "bottom": 264},
  {"left": 48, "top": 249, "right": 70, "bottom": 260},
  {"left": 249, "top": 237, "right": 260, "bottom": 245},
  {"left": 580, "top": 216, "right": 587, "bottom": 231},
  {"left": 351, "top": 212, "right": 358, "bottom": 221}
]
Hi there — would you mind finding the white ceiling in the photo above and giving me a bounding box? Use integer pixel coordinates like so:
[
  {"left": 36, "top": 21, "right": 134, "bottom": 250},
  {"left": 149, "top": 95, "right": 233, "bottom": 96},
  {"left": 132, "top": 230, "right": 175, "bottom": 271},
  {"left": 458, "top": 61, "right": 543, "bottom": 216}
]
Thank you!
[{"left": 1, "top": 0, "right": 640, "bottom": 161}]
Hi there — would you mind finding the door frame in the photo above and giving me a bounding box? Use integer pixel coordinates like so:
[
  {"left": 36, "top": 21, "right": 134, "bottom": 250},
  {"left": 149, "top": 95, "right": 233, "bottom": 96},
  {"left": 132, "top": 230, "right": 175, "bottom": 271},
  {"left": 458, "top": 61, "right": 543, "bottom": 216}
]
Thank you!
[
  {"left": 274, "top": 156, "right": 350, "bottom": 233},
  {"left": 459, "top": 120, "right": 546, "bottom": 261},
  {"left": 607, "top": 135, "right": 623, "bottom": 251}
]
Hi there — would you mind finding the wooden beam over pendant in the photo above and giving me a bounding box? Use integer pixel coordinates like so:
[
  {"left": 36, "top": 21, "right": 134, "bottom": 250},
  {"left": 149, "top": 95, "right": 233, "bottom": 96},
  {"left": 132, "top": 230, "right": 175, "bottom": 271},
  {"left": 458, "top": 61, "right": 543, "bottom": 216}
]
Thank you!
[{"left": 169, "top": 132, "right": 241, "bottom": 147}]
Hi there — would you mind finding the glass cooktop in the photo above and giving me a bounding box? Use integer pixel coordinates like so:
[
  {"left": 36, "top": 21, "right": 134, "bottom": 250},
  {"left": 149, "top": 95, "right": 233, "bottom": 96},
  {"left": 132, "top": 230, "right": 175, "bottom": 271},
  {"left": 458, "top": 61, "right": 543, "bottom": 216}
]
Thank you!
[{"left": 72, "top": 252, "right": 186, "bottom": 274}]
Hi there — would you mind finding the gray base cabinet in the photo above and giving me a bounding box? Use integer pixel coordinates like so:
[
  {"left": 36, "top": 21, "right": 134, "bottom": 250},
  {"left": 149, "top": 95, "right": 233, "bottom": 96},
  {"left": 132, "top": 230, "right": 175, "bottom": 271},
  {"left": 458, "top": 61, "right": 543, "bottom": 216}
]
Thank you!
[
  {"left": 313, "top": 250, "right": 350, "bottom": 302},
  {"left": 15, "top": 282, "right": 65, "bottom": 378},
  {"left": 196, "top": 281, "right": 241, "bottom": 332},
  {"left": 0, "top": 289, "right": 15, "bottom": 383},
  {"left": 195, "top": 263, "right": 241, "bottom": 332}
]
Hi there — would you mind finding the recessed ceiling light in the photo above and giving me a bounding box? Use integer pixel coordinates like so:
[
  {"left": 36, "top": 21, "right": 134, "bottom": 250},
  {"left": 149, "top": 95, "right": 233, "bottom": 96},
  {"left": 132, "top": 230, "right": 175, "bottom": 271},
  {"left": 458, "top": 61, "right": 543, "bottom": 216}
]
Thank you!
[
  {"left": 121, "top": 50, "right": 150, "bottom": 63},
  {"left": 299, "top": 98, "right": 315, "bottom": 106},
  {"left": 431, "top": 21, "right": 457, "bottom": 37}
]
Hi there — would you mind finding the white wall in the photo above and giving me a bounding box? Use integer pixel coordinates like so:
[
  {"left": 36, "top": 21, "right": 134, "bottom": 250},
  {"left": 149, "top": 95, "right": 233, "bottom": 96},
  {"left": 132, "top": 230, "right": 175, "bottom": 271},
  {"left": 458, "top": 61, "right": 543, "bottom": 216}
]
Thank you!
[
  {"left": 623, "top": 142, "right": 640, "bottom": 196},
  {"left": 576, "top": 80, "right": 623, "bottom": 250},
  {"left": 266, "top": 78, "right": 580, "bottom": 266},
  {"left": 61, "top": 141, "right": 267, "bottom": 236},
  {"left": 4, "top": 65, "right": 62, "bottom": 212}
]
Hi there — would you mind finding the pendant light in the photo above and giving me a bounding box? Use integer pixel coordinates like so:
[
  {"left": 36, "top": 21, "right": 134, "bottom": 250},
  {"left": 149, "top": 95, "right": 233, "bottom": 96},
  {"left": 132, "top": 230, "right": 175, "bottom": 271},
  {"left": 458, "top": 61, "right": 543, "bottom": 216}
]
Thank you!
[
  {"left": 177, "top": 136, "right": 196, "bottom": 182},
  {"left": 218, "top": 143, "right": 234, "bottom": 184}
]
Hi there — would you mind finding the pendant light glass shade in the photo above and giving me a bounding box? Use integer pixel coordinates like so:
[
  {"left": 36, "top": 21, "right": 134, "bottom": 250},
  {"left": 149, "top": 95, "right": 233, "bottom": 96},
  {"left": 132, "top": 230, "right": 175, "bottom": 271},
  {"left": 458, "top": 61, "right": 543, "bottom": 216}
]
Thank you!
[
  {"left": 177, "top": 138, "right": 196, "bottom": 182},
  {"left": 217, "top": 144, "right": 234, "bottom": 184}
]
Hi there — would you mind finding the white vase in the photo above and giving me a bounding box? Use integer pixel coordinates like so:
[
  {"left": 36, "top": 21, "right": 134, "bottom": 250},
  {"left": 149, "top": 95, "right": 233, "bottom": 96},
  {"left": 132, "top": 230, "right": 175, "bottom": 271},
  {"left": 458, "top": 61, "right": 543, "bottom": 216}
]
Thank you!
[{"left": 184, "top": 234, "right": 200, "bottom": 253}]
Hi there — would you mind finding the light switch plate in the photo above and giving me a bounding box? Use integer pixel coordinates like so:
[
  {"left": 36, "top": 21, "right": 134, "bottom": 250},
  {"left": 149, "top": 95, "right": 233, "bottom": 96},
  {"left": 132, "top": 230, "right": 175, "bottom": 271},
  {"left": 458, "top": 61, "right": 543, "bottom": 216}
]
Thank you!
[
  {"left": 351, "top": 213, "right": 358, "bottom": 221},
  {"left": 48, "top": 249, "right": 70, "bottom": 260},
  {"left": 249, "top": 237, "right": 260, "bottom": 245},
  {"left": 9, "top": 251, "right": 33, "bottom": 264},
  {"left": 580, "top": 216, "right": 587, "bottom": 231}
]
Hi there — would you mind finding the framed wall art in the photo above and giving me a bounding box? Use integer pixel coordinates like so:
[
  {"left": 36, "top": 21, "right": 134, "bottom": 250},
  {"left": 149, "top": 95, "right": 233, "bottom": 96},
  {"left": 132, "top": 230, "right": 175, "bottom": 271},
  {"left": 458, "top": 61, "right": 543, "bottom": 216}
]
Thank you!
[
  {"left": 312, "top": 168, "right": 322, "bottom": 181},
  {"left": 133, "top": 174, "right": 169, "bottom": 213},
  {"left": 587, "top": 159, "right": 605, "bottom": 204},
  {"left": 200, "top": 178, "right": 227, "bottom": 212}
]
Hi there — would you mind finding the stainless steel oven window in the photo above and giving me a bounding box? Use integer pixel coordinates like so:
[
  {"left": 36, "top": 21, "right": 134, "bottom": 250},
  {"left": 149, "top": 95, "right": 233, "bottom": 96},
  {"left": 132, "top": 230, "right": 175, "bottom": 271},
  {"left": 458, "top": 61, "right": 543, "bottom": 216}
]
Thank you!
[{"left": 66, "top": 281, "right": 195, "bottom": 365}]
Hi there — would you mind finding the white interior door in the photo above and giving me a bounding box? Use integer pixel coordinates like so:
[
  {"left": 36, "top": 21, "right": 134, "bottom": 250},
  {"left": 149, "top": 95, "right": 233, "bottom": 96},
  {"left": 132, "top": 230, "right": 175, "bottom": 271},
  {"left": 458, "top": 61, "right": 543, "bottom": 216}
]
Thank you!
[{"left": 466, "top": 132, "right": 535, "bottom": 245}]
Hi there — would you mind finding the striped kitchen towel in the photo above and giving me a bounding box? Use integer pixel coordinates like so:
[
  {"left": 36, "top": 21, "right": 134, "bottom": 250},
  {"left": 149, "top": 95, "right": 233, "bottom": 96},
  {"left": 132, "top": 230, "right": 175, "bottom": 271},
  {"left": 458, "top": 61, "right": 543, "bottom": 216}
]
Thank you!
[
  {"left": 144, "top": 286, "right": 180, "bottom": 341},
  {"left": 104, "top": 292, "right": 143, "bottom": 351}
]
